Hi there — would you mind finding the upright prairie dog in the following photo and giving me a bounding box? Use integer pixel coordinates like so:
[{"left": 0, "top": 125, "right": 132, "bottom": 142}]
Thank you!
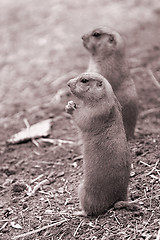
[
  {"left": 65, "top": 72, "right": 131, "bottom": 216},
  {"left": 82, "top": 27, "right": 138, "bottom": 140}
]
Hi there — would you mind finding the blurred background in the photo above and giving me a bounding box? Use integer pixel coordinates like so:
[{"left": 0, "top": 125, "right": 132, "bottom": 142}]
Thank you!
[{"left": 0, "top": 0, "right": 160, "bottom": 120}]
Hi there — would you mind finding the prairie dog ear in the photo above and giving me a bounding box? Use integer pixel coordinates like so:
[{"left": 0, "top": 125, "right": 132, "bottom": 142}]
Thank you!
[
  {"left": 96, "top": 80, "right": 103, "bottom": 87},
  {"left": 108, "top": 34, "right": 115, "bottom": 43}
]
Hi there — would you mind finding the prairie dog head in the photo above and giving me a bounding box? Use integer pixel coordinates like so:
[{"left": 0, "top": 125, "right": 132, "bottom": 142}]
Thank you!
[
  {"left": 67, "top": 73, "right": 115, "bottom": 106},
  {"left": 82, "top": 27, "right": 125, "bottom": 57}
]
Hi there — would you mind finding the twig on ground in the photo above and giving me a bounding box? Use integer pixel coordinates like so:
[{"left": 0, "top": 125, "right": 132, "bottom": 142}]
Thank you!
[
  {"left": 113, "top": 212, "right": 121, "bottom": 225},
  {"left": 58, "top": 232, "right": 65, "bottom": 240},
  {"left": 27, "top": 179, "right": 49, "bottom": 196},
  {"left": 73, "top": 155, "right": 83, "bottom": 161},
  {"left": 139, "top": 161, "right": 151, "bottom": 167},
  {"left": 140, "top": 160, "right": 160, "bottom": 180},
  {"left": 140, "top": 108, "right": 160, "bottom": 118},
  {"left": 133, "top": 192, "right": 160, "bottom": 203},
  {"left": 38, "top": 190, "right": 54, "bottom": 197},
  {"left": 140, "top": 212, "right": 154, "bottom": 234},
  {"left": 30, "top": 174, "right": 44, "bottom": 184},
  {"left": 147, "top": 69, "right": 160, "bottom": 89},
  {"left": 64, "top": 180, "right": 72, "bottom": 195},
  {"left": 146, "top": 160, "right": 159, "bottom": 176},
  {"left": 73, "top": 219, "right": 85, "bottom": 237},
  {"left": 12, "top": 220, "right": 67, "bottom": 239},
  {"left": 149, "top": 183, "right": 154, "bottom": 210},
  {"left": 156, "top": 228, "right": 160, "bottom": 240},
  {"left": 23, "top": 118, "right": 30, "bottom": 128},
  {"left": 20, "top": 211, "right": 25, "bottom": 226},
  {"left": 150, "top": 174, "right": 160, "bottom": 180},
  {"left": 25, "top": 183, "right": 32, "bottom": 194},
  {"left": 32, "top": 139, "right": 40, "bottom": 147},
  {"left": 27, "top": 170, "right": 61, "bottom": 196},
  {"left": 0, "top": 222, "right": 8, "bottom": 231},
  {"left": 40, "top": 138, "right": 75, "bottom": 146}
]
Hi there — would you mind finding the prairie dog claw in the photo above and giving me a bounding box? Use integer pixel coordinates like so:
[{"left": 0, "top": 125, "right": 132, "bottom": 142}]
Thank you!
[{"left": 65, "top": 101, "right": 77, "bottom": 114}]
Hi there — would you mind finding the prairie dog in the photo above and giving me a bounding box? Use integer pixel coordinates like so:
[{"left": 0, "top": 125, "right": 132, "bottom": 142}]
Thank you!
[
  {"left": 65, "top": 73, "right": 131, "bottom": 216},
  {"left": 82, "top": 27, "right": 138, "bottom": 140}
]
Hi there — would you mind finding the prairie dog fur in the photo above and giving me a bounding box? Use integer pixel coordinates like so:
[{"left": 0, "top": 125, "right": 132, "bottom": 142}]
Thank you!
[
  {"left": 65, "top": 73, "right": 131, "bottom": 216},
  {"left": 82, "top": 27, "right": 138, "bottom": 140}
]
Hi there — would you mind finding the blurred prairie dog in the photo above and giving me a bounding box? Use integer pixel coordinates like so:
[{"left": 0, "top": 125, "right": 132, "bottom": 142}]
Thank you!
[
  {"left": 65, "top": 72, "right": 131, "bottom": 216},
  {"left": 82, "top": 27, "right": 138, "bottom": 140}
]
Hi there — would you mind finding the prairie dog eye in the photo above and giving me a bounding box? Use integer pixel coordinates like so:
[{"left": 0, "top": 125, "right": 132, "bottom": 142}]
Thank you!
[
  {"left": 81, "top": 78, "right": 89, "bottom": 83},
  {"left": 92, "top": 31, "right": 101, "bottom": 37},
  {"left": 98, "top": 81, "right": 102, "bottom": 86},
  {"left": 108, "top": 34, "right": 114, "bottom": 43}
]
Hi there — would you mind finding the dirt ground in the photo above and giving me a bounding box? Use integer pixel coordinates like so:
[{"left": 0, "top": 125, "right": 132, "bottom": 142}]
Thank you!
[{"left": 0, "top": 0, "right": 160, "bottom": 239}]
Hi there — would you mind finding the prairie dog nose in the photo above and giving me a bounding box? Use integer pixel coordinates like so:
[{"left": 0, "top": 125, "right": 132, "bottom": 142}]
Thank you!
[
  {"left": 82, "top": 34, "right": 88, "bottom": 40},
  {"left": 67, "top": 80, "right": 71, "bottom": 87}
]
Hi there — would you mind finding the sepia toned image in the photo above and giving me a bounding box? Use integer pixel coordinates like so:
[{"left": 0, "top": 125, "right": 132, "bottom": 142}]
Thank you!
[{"left": 0, "top": 0, "right": 159, "bottom": 239}]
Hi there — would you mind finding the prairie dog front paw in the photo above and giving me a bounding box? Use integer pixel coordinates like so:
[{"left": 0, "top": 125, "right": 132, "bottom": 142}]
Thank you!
[{"left": 65, "top": 101, "right": 77, "bottom": 114}]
